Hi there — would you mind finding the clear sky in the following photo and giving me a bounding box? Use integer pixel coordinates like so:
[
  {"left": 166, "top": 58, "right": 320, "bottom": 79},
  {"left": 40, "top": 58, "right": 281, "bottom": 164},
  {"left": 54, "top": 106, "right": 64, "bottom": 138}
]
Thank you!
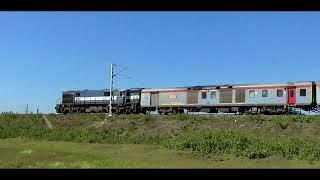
[{"left": 1, "top": 12, "right": 320, "bottom": 113}]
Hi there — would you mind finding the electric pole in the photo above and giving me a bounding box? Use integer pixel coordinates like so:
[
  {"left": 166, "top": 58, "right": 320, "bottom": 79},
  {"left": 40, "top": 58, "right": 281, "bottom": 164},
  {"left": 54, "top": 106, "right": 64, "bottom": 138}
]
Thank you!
[
  {"left": 26, "top": 104, "right": 29, "bottom": 114},
  {"left": 106, "top": 63, "right": 131, "bottom": 117},
  {"left": 108, "top": 63, "right": 114, "bottom": 116}
]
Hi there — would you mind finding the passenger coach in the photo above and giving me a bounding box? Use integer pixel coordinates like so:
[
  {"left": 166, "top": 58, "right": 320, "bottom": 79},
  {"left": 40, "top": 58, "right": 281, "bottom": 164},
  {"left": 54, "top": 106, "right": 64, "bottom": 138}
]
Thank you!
[{"left": 140, "top": 81, "right": 316, "bottom": 114}]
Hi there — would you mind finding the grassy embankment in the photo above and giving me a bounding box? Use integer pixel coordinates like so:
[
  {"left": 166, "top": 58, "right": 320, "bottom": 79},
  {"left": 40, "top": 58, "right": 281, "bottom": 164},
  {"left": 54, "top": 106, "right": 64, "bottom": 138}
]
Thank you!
[{"left": 1, "top": 114, "right": 320, "bottom": 168}]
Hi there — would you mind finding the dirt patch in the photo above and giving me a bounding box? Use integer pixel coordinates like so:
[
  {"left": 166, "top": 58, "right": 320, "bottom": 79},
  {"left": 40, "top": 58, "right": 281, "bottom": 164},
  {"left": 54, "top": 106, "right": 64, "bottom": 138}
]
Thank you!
[
  {"left": 90, "top": 120, "right": 113, "bottom": 128},
  {"left": 138, "top": 119, "right": 179, "bottom": 134},
  {"left": 43, "top": 115, "right": 53, "bottom": 129}
]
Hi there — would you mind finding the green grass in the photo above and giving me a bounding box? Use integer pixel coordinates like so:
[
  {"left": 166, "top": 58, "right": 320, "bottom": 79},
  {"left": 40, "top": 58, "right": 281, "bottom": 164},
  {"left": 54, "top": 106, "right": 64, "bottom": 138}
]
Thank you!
[
  {"left": 44, "top": 114, "right": 320, "bottom": 140},
  {"left": 2, "top": 114, "right": 320, "bottom": 166},
  {"left": 167, "top": 130, "right": 320, "bottom": 160},
  {"left": 1, "top": 138, "right": 320, "bottom": 168}
]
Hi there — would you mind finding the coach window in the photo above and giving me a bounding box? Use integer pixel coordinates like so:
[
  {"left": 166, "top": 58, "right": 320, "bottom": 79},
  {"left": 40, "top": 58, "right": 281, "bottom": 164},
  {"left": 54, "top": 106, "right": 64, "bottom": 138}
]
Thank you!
[
  {"left": 300, "top": 89, "right": 306, "bottom": 96},
  {"left": 211, "top": 91, "right": 216, "bottom": 99},
  {"left": 249, "top": 90, "right": 255, "bottom": 98},
  {"left": 76, "top": 93, "right": 80, "bottom": 97},
  {"left": 262, "top": 90, "right": 268, "bottom": 97},
  {"left": 202, "top": 92, "right": 207, "bottom": 99},
  {"left": 277, "top": 89, "right": 283, "bottom": 97},
  {"left": 104, "top": 92, "right": 110, "bottom": 96}
]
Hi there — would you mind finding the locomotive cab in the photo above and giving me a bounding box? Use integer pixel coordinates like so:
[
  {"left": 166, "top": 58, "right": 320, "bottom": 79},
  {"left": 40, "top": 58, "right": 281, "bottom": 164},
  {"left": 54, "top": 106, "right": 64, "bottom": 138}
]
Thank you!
[{"left": 55, "top": 91, "right": 76, "bottom": 114}]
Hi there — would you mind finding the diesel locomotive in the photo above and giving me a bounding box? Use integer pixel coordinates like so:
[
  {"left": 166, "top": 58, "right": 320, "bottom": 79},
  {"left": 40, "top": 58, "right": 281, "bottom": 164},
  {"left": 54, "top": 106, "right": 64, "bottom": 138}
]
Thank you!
[{"left": 55, "top": 81, "right": 320, "bottom": 115}]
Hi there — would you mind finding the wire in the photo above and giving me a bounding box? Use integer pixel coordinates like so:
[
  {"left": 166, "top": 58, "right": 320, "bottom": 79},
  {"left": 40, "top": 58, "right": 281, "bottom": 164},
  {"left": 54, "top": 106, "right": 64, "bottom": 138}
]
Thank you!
[
  {"left": 116, "top": 74, "right": 133, "bottom": 79},
  {"left": 114, "top": 65, "right": 128, "bottom": 76},
  {"left": 107, "top": 63, "right": 145, "bottom": 89}
]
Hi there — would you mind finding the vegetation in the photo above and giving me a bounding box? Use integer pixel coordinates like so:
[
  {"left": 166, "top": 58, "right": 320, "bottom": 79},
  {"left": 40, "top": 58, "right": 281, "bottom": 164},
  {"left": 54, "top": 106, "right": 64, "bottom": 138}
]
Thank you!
[
  {"left": 2, "top": 138, "right": 320, "bottom": 168},
  {"left": 167, "top": 130, "right": 320, "bottom": 160},
  {"left": 1, "top": 114, "right": 320, "bottom": 165}
]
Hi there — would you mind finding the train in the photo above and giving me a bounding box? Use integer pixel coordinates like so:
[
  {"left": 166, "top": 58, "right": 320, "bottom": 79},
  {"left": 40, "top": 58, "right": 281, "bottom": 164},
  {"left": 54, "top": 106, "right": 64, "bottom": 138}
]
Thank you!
[{"left": 55, "top": 81, "right": 320, "bottom": 115}]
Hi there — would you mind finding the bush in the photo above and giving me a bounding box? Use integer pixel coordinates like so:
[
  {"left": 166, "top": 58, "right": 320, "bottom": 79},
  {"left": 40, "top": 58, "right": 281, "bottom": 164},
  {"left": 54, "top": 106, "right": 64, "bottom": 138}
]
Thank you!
[{"left": 167, "top": 130, "right": 320, "bottom": 160}]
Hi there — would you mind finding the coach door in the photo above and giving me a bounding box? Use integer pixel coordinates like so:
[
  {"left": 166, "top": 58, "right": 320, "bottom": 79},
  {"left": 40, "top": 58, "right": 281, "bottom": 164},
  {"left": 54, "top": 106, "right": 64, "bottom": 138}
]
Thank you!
[
  {"left": 150, "top": 92, "right": 159, "bottom": 106},
  {"left": 187, "top": 90, "right": 198, "bottom": 104},
  {"left": 287, "top": 87, "right": 296, "bottom": 105}
]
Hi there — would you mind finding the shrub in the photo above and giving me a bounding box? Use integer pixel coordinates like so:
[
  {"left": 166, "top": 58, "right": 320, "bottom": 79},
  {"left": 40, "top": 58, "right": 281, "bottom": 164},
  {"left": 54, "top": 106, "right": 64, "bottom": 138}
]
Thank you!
[{"left": 168, "top": 130, "right": 320, "bottom": 160}]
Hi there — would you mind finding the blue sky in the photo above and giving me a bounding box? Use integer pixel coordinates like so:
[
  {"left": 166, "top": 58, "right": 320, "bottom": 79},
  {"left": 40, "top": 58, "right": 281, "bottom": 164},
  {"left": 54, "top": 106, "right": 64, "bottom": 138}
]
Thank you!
[{"left": 1, "top": 12, "right": 320, "bottom": 113}]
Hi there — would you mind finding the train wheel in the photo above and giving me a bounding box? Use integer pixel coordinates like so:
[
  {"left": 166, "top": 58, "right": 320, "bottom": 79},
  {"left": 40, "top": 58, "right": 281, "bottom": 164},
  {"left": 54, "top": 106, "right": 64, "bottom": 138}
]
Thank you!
[
  {"left": 63, "top": 109, "right": 69, "bottom": 115},
  {"left": 172, "top": 109, "right": 177, "bottom": 114}
]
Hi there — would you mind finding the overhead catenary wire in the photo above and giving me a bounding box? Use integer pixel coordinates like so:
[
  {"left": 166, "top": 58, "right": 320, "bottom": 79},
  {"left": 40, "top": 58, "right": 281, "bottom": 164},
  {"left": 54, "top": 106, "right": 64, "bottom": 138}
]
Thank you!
[
  {"left": 113, "top": 65, "right": 128, "bottom": 77},
  {"left": 116, "top": 74, "right": 133, "bottom": 79},
  {"left": 109, "top": 64, "right": 141, "bottom": 88}
]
